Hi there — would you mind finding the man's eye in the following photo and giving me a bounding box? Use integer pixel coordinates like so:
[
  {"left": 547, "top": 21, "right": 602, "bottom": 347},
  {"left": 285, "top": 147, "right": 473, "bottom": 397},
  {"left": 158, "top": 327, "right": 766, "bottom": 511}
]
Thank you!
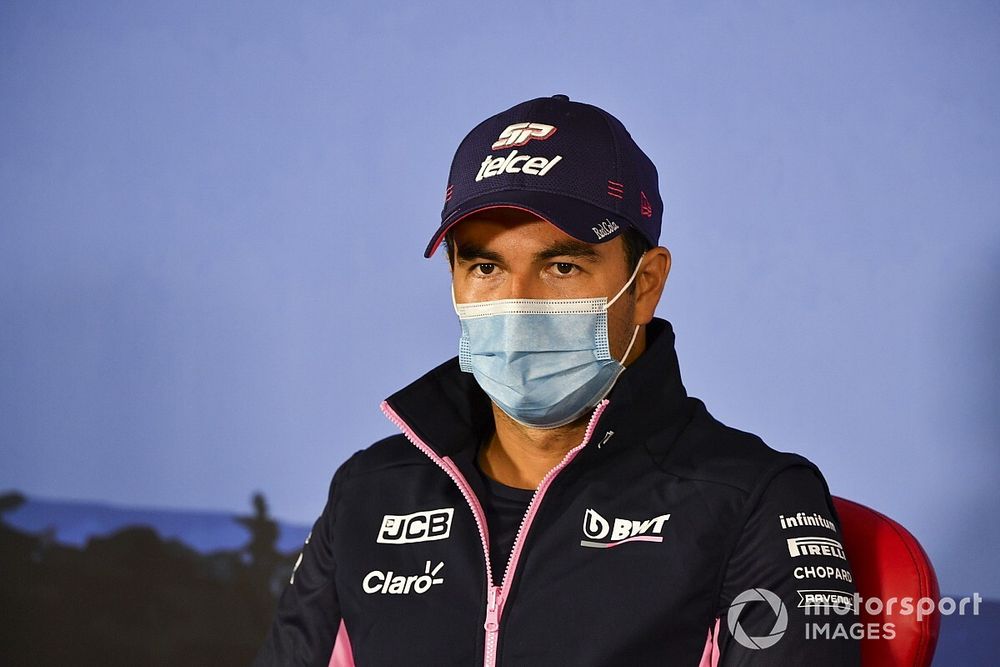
[
  {"left": 554, "top": 263, "right": 577, "bottom": 275},
  {"left": 474, "top": 263, "right": 496, "bottom": 275}
]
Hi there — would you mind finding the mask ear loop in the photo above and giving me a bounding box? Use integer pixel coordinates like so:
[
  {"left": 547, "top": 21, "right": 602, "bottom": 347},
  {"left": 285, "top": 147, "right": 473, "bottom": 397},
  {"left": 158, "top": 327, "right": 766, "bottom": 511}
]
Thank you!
[
  {"left": 450, "top": 281, "right": 460, "bottom": 316},
  {"left": 606, "top": 251, "right": 647, "bottom": 309},
  {"left": 606, "top": 251, "right": 646, "bottom": 364},
  {"left": 450, "top": 242, "right": 463, "bottom": 316},
  {"left": 620, "top": 324, "right": 640, "bottom": 364}
]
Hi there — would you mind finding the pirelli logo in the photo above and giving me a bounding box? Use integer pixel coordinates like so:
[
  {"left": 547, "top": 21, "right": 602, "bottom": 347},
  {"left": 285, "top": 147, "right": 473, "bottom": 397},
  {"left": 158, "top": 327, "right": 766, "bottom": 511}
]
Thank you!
[{"left": 786, "top": 536, "right": 847, "bottom": 561}]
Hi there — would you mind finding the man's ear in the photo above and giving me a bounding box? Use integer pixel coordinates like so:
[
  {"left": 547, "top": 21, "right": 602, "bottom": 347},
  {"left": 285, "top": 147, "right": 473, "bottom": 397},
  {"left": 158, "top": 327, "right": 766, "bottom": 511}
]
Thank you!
[{"left": 632, "top": 246, "right": 671, "bottom": 325}]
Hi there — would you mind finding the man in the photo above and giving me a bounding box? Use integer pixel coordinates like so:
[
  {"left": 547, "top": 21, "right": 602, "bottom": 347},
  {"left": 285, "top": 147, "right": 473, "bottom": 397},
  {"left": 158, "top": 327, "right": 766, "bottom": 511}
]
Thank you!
[{"left": 255, "top": 95, "right": 860, "bottom": 665}]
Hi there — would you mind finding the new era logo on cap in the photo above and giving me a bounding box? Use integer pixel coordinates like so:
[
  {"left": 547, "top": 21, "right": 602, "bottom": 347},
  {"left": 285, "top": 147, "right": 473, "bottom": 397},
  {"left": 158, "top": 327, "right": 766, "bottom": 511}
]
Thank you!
[
  {"left": 640, "top": 191, "right": 653, "bottom": 218},
  {"left": 425, "top": 95, "right": 663, "bottom": 258}
]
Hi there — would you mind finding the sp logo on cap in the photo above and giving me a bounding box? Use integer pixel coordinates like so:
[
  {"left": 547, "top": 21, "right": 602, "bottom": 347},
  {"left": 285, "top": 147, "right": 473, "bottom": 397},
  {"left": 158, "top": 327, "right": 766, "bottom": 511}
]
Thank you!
[{"left": 491, "top": 122, "right": 557, "bottom": 150}]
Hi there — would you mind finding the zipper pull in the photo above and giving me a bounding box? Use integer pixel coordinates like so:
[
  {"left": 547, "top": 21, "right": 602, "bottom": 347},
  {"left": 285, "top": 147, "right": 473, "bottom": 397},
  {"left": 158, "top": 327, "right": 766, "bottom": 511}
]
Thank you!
[
  {"left": 597, "top": 430, "right": 615, "bottom": 449},
  {"left": 484, "top": 585, "right": 503, "bottom": 632}
]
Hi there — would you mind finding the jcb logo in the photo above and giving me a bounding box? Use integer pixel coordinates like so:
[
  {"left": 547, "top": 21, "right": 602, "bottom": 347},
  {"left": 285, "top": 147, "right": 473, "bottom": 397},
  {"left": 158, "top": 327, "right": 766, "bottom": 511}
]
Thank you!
[
  {"left": 491, "top": 122, "right": 557, "bottom": 150},
  {"left": 377, "top": 508, "right": 454, "bottom": 544}
]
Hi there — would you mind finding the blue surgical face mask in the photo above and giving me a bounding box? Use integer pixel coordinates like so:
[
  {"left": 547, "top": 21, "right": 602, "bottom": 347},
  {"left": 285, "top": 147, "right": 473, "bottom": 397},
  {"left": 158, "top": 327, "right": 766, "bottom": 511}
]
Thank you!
[{"left": 454, "top": 255, "right": 644, "bottom": 429}]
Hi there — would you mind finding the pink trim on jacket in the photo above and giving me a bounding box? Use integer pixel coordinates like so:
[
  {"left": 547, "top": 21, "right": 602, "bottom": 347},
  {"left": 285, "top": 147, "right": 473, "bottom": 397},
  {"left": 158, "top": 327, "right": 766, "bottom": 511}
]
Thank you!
[
  {"left": 328, "top": 619, "right": 355, "bottom": 667},
  {"left": 491, "top": 400, "right": 610, "bottom": 635},
  {"left": 698, "top": 617, "right": 721, "bottom": 667},
  {"left": 379, "top": 401, "right": 493, "bottom": 583}
]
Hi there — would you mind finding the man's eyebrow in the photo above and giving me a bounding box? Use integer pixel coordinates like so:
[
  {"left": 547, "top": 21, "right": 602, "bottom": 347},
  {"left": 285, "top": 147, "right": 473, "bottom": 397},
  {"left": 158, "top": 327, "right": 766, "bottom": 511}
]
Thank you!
[
  {"left": 455, "top": 241, "right": 503, "bottom": 263},
  {"left": 535, "top": 240, "right": 600, "bottom": 262}
]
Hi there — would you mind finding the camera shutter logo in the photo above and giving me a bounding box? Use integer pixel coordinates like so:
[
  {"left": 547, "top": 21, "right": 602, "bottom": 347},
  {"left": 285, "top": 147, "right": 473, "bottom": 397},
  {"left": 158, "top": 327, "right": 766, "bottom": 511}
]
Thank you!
[{"left": 727, "top": 588, "right": 789, "bottom": 649}]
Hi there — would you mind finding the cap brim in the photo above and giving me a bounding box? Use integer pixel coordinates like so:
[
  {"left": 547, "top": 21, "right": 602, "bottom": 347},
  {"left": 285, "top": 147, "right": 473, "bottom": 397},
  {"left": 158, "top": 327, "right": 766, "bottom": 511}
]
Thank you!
[{"left": 424, "top": 191, "right": 630, "bottom": 258}]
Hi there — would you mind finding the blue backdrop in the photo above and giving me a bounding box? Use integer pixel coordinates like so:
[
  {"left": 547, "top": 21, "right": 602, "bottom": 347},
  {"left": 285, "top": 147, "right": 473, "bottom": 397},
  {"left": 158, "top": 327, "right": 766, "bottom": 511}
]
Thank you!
[{"left": 2, "top": 0, "right": 998, "bottom": 612}]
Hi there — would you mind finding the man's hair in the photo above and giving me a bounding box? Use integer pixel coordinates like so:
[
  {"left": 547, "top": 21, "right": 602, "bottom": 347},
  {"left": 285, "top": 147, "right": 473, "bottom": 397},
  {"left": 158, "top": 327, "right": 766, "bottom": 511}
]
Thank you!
[
  {"left": 620, "top": 226, "right": 651, "bottom": 278},
  {"left": 444, "top": 226, "right": 650, "bottom": 281}
]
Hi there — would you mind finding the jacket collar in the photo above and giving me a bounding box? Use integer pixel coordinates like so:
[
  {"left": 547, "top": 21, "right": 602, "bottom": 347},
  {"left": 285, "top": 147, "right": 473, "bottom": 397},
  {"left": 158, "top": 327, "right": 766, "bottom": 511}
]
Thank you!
[{"left": 384, "top": 317, "right": 691, "bottom": 458}]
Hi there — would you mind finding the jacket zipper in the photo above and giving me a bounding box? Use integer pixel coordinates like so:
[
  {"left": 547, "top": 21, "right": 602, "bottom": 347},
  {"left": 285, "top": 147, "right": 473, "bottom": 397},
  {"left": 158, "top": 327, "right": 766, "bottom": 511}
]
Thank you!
[
  {"left": 380, "top": 400, "right": 493, "bottom": 607},
  {"left": 381, "top": 399, "right": 610, "bottom": 667}
]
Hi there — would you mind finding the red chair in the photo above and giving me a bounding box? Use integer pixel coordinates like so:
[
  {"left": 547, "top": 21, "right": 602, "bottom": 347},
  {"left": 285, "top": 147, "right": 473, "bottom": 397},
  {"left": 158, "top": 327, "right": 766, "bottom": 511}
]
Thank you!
[{"left": 833, "top": 496, "right": 941, "bottom": 666}]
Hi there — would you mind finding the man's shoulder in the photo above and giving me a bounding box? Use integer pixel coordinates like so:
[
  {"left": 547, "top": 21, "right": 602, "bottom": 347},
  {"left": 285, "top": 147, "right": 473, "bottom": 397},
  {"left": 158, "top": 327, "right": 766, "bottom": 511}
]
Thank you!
[
  {"left": 335, "top": 433, "right": 432, "bottom": 483},
  {"left": 654, "top": 397, "right": 822, "bottom": 497}
]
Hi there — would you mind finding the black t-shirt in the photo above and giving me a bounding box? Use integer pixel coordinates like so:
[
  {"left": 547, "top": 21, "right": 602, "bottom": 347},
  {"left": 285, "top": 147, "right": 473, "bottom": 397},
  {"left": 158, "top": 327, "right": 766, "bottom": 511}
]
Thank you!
[{"left": 474, "top": 464, "right": 534, "bottom": 585}]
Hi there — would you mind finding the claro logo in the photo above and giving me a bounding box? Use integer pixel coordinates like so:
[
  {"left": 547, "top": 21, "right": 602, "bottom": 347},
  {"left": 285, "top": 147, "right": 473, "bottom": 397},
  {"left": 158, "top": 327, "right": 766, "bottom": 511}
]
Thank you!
[{"left": 363, "top": 561, "right": 445, "bottom": 595}]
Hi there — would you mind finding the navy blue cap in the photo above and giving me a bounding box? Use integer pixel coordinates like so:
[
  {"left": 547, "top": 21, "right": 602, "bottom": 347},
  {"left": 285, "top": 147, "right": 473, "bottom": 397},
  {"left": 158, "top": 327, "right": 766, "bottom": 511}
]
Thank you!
[{"left": 425, "top": 94, "right": 663, "bottom": 258}]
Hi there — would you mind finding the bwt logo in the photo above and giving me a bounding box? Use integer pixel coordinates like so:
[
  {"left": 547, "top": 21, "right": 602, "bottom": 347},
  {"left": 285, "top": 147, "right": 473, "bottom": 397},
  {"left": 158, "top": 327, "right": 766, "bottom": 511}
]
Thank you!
[
  {"left": 377, "top": 508, "right": 454, "bottom": 544},
  {"left": 491, "top": 122, "right": 557, "bottom": 149},
  {"left": 580, "top": 508, "right": 671, "bottom": 548}
]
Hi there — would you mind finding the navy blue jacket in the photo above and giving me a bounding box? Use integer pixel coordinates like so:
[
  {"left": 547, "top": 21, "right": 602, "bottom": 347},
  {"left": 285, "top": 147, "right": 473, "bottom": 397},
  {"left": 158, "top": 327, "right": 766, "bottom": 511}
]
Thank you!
[{"left": 255, "top": 319, "right": 860, "bottom": 665}]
